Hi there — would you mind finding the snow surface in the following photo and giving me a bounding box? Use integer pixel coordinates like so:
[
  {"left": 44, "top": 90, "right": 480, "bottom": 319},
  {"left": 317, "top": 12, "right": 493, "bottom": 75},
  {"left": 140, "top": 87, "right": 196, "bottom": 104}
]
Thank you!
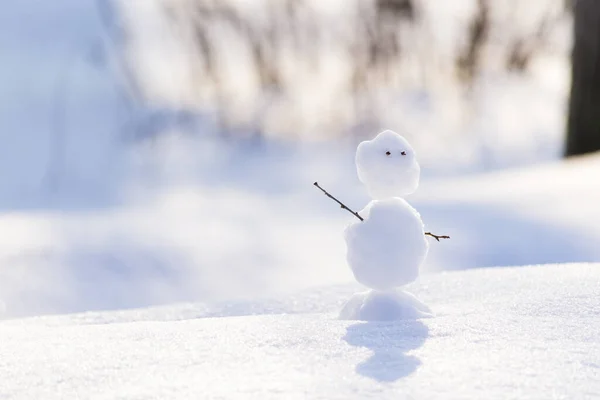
[
  {"left": 344, "top": 198, "right": 429, "bottom": 291},
  {"left": 339, "top": 289, "right": 433, "bottom": 321},
  {"left": 355, "top": 130, "right": 421, "bottom": 199},
  {"left": 2, "top": 263, "right": 599, "bottom": 399}
]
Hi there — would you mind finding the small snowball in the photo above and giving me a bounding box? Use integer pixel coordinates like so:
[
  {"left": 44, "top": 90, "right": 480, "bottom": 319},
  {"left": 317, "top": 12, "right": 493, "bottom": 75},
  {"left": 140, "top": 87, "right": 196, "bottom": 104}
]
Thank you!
[
  {"left": 356, "top": 130, "right": 420, "bottom": 199},
  {"left": 339, "top": 289, "right": 433, "bottom": 321},
  {"left": 344, "top": 198, "right": 429, "bottom": 291}
]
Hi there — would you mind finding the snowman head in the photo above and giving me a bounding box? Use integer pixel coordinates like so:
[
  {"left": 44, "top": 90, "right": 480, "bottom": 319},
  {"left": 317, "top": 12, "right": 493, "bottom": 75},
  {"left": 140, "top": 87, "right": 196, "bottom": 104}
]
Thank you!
[{"left": 355, "top": 130, "right": 420, "bottom": 199}]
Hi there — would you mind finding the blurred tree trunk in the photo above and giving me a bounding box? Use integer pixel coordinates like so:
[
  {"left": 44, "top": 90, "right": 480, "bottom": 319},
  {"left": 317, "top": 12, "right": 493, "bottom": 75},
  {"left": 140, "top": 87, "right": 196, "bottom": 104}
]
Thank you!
[{"left": 566, "top": 0, "right": 600, "bottom": 157}]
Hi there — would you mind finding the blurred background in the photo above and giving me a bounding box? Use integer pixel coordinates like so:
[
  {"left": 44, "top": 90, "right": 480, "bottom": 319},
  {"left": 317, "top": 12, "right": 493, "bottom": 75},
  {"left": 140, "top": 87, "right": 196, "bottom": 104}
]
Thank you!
[{"left": 1, "top": 0, "right": 599, "bottom": 318}]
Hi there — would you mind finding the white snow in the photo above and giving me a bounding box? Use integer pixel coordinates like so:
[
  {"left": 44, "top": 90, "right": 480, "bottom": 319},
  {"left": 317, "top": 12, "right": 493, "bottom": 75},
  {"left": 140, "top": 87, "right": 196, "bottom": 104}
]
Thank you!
[
  {"left": 344, "top": 198, "right": 429, "bottom": 291},
  {"left": 339, "top": 289, "right": 433, "bottom": 321},
  {"left": 355, "top": 130, "right": 421, "bottom": 199},
  {"left": 2, "top": 1, "right": 599, "bottom": 398},
  {"left": 1, "top": 263, "right": 599, "bottom": 400}
]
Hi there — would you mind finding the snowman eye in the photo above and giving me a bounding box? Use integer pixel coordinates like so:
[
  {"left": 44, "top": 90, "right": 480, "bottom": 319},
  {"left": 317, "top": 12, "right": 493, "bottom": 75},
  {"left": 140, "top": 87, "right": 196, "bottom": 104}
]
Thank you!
[
  {"left": 385, "top": 151, "right": 391, "bottom": 156},
  {"left": 401, "top": 151, "right": 406, "bottom": 156}
]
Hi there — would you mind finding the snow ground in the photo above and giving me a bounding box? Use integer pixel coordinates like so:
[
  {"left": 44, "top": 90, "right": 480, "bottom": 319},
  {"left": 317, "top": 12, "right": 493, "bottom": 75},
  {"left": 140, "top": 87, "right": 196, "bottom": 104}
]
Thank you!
[
  {"left": 415, "top": 152, "right": 600, "bottom": 272},
  {"left": 2, "top": 263, "right": 599, "bottom": 399}
]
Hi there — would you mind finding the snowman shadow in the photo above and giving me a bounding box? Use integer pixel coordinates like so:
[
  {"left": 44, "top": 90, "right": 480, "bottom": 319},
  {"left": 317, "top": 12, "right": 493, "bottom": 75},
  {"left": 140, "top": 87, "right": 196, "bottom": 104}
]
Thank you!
[{"left": 343, "top": 319, "right": 429, "bottom": 382}]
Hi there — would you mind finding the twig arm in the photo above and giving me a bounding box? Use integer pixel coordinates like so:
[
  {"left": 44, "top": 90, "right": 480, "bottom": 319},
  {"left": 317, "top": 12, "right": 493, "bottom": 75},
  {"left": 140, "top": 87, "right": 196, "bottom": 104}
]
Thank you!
[
  {"left": 313, "top": 182, "right": 363, "bottom": 221},
  {"left": 425, "top": 232, "right": 450, "bottom": 242}
]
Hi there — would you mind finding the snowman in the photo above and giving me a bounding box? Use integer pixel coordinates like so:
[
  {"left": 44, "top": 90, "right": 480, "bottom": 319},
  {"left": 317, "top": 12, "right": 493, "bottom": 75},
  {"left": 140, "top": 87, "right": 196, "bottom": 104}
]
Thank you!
[{"left": 314, "top": 129, "right": 448, "bottom": 321}]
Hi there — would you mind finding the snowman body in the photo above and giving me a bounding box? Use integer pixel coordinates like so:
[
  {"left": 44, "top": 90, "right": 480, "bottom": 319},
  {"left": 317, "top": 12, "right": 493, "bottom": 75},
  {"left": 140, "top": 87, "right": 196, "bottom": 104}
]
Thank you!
[
  {"left": 345, "top": 198, "right": 428, "bottom": 291},
  {"left": 344, "top": 129, "right": 429, "bottom": 292}
]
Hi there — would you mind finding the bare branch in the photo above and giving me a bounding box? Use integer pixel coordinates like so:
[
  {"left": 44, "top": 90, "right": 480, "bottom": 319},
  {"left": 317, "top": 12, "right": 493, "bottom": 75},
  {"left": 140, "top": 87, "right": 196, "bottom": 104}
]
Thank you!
[
  {"left": 425, "top": 232, "right": 450, "bottom": 242},
  {"left": 314, "top": 182, "right": 364, "bottom": 221}
]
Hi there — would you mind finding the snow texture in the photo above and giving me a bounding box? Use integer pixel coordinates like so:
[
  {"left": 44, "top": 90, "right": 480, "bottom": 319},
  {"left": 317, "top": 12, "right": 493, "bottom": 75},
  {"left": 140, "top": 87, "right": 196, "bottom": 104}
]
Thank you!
[
  {"left": 355, "top": 130, "right": 421, "bottom": 199},
  {"left": 339, "top": 289, "right": 433, "bottom": 321},
  {"left": 1, "top": 263, "right": 599, "bottom": 400},
  {"left": 344, "top": 198, "right": 429, "bottom": 291}
]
